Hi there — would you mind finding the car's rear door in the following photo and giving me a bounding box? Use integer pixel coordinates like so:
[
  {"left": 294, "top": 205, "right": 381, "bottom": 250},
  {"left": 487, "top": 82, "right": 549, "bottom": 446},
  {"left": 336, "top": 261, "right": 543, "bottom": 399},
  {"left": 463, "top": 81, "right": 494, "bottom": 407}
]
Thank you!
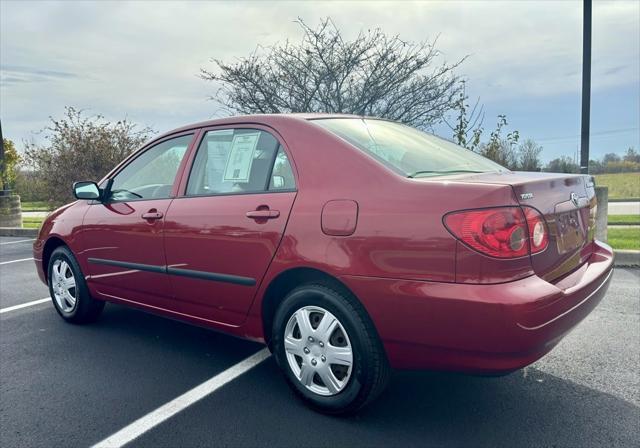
[
  {"left": 82, "top": 133, "right": 194, "bottom": 309},
  {"left": 163, "top": 125, "right": 297, "bottom": 325}
]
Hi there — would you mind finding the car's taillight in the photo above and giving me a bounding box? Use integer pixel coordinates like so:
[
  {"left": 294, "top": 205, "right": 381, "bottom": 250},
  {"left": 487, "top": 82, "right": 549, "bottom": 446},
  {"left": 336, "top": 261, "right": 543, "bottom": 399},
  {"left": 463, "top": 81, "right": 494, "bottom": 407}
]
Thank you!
[
  {"left": 522, "top": 206, "right": 549, "bottom": 253},
  {"left": 444, "top": 207, "right": 529, "bottom": 258},
  {"left": 444, "top": 206, "right": 550, "bottom": 258}
]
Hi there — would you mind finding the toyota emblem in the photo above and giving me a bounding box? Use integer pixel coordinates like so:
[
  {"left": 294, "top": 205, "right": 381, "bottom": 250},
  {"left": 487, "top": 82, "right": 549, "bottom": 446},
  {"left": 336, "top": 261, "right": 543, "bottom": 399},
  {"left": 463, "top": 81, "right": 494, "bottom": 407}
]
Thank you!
[{"left": 570, "top": 192, "right": 579, "bottom": 207}]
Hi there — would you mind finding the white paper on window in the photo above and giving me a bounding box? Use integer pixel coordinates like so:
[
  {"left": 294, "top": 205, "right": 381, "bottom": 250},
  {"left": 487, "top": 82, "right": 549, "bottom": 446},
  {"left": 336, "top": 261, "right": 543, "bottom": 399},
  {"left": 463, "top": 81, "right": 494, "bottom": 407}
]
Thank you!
[{"left": 223, "top": 132, "right": 260, "bottom": 182}]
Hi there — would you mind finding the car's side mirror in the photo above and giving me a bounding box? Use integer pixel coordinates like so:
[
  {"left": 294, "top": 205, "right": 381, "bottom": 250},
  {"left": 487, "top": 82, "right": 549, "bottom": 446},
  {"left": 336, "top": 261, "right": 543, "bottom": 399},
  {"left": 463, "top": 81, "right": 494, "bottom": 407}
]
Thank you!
[{"left": 73, "top": 181, "right": 101, "bottom": 201}]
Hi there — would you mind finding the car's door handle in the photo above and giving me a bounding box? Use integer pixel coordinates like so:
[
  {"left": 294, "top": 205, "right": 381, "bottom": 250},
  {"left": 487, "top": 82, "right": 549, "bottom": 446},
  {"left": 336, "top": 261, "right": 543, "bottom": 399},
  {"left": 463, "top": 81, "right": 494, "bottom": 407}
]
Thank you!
[
  {"left": 142, "top": 210, "right": 164, "bottom": 220},
  {"left": 246, "top": 209, "right": 280, "bottom": 219}
]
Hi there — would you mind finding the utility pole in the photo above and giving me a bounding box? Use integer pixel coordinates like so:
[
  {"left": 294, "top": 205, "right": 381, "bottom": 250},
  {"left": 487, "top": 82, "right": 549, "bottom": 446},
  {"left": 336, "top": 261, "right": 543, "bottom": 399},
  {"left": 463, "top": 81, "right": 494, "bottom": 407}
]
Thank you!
[
  {"left": 580, "top": 0, "right": 592, "bottom": 174},
  {"left": 0, "top": 120, "right": 5, "bottom": 195}
]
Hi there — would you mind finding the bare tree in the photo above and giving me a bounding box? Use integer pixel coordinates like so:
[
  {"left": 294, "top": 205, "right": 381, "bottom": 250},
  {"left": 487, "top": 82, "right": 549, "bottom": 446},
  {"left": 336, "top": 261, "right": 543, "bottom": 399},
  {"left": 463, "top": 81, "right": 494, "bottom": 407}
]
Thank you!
[
  {"left": 545, "top": 156, "right": 579, "bottom": 174},
  {"left": 443, "top": 80, "right": 484, "bottom": 151},
  {"left": 477, "top": 115, "right": 520, "bottom": 170},
  {"left": 518, "top": 138, "right": 543, "bottom": 171},
  {"left": 623, "top": 147, "right": 640, "bottom": 163},
  {"left": 24, "top": 107, "right": 152, "bottom": 205},
  {"left": 201, "top": 18, "right": 466, "bottom": 130}
]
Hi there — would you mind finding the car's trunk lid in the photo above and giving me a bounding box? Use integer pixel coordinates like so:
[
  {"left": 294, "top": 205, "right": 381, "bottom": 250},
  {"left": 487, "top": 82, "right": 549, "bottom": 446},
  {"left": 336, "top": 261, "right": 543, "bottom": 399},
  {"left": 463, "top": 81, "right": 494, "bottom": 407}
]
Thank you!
[{"left": 454, "top": 171, "right": 596, "bottom": 282}]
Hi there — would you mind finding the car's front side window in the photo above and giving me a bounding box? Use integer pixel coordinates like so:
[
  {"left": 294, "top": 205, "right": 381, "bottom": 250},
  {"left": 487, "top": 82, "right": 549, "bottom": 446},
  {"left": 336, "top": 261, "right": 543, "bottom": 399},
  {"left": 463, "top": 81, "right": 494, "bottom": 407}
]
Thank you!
[
  {"left": 108, "top": 134, "right": 192, "bottom": 202},
  {"left": 186, "top": 128, "right": 295, "bottom": 196}
]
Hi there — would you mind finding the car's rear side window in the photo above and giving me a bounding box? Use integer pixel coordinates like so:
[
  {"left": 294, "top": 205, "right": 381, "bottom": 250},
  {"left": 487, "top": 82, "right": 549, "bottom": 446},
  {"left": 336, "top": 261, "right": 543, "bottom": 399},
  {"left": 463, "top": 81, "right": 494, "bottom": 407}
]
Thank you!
[
  {"left": 313, "top": 118, "right": 506, "bottom": 177},
  {"left": 269, "top": 147, "right": 296, "bottom": 191},
  {"left": 186, "top": 128, "right": 295, "bottom": 196}
]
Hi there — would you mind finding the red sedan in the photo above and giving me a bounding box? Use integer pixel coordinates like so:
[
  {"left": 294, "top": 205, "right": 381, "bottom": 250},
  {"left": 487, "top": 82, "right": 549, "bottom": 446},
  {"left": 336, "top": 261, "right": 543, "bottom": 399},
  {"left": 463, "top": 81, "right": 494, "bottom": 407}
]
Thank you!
[{"left": 34, "top": 114, "right": 614, "bottom": 414}]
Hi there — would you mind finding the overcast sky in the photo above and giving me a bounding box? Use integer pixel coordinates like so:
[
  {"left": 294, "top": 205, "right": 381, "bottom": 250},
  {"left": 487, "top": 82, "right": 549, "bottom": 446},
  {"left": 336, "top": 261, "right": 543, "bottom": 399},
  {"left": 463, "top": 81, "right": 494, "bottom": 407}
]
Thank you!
[{"left": 1, "top": 0, "right": 638, "bottom": 162}]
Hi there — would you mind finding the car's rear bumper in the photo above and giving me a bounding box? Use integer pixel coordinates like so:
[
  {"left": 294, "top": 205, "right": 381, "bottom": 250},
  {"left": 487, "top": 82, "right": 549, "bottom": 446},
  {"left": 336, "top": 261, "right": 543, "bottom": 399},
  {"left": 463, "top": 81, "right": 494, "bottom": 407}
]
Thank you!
[{"left": 340, "top": 240, "right": 614, "bottom": 374}]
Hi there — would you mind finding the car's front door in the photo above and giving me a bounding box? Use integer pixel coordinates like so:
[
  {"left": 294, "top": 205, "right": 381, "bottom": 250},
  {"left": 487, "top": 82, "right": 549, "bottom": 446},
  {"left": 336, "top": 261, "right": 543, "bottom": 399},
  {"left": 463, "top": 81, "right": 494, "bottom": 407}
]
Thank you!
[
  {"left": 163, "top": 126, "right": 297, "bottom": 325},
  {"left": 81, "top": 133, "right": 194, "bottom": 309}
]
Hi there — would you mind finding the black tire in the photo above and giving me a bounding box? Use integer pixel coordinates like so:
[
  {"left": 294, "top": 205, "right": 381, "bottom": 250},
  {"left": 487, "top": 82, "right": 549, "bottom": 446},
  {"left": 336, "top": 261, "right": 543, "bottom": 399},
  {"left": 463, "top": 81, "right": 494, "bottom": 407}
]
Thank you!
[
  {"left": 48, "top": 246, "right": 105, "bottom": 324},
  {"left": 272, "top": 283, "right": 390, "bottom": 414}
]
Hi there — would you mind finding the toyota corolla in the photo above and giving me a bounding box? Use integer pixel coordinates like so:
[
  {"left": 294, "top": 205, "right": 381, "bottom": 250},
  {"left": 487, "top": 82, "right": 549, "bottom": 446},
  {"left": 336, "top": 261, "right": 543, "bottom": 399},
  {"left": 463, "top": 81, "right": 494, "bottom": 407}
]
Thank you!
[{"left": 34, "top": 114, "right": 614, "bottom": 414}]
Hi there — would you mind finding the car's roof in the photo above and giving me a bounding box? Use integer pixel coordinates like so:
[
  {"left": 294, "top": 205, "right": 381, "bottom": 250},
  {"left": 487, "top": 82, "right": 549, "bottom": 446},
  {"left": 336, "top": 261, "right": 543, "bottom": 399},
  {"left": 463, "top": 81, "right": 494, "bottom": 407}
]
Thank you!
[{"left": 153, "top": 113, "right": 365, "bottom": 142}]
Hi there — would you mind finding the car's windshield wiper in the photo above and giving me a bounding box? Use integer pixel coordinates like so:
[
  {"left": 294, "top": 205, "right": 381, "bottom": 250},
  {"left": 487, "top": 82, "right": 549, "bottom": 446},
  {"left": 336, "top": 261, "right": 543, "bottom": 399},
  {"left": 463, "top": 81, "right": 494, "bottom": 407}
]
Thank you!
[{"left": 407, "top": 169, "right": 485, "bottom": 178}]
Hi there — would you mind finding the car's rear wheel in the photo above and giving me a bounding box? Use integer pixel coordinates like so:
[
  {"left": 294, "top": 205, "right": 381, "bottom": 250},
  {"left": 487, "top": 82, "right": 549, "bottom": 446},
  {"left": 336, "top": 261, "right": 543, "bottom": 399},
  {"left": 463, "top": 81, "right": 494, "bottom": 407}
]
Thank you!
[
  {"left": 48, "top": 246, "right": 104, "bottom": 324},
  {"left": 272, "top": 283, "right": 390, "bottom": 414}
]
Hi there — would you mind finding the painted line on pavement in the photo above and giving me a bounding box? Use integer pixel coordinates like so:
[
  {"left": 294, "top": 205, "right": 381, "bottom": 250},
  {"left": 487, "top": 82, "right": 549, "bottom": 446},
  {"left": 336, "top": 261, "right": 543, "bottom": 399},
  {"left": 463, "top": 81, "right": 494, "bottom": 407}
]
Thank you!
[
  {"left": 0, "top": 297, "right": 51, "bottom": 314},
  {"left": 0, "top": 239, "right": 35, "bottom": 246},
  {"left": 92, "top": 348, "right": 271, "bottom": 448},
  {"left": 0, "top": 257, "right": 34, "bottom": 265}
]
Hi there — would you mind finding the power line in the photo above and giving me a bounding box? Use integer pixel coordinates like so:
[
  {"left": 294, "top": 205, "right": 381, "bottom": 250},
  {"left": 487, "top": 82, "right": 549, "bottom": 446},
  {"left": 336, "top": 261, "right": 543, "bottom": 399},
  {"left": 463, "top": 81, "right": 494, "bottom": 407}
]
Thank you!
[{"left": 535, "top": 127, "right": 639, "bottom": 143}]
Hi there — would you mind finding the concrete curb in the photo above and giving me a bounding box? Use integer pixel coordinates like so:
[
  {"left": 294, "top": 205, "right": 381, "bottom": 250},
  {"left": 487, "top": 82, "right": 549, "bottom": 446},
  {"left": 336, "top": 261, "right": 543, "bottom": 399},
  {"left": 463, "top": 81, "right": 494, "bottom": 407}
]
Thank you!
[
  {"left": 614, "top": 250, "right": 640, "bottom": 268},
  {"left": 0, "top": 227, "right": 39, "bottom": 237}
]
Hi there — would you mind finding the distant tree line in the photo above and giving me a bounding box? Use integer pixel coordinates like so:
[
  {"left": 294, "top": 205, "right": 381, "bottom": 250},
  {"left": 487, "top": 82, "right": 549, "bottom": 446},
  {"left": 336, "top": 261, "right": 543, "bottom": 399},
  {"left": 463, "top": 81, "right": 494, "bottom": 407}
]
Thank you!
[
  {"left": 542, "top": 148, "right": 640, "bottom": 174},
  {"left": 588, "top": 148, "right": 640, "bottom": 174}
]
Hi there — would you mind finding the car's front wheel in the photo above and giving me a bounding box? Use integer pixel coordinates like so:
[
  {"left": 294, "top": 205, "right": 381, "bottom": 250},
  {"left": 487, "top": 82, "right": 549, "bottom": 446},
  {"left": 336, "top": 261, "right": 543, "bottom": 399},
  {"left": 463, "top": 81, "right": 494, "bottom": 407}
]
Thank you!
[
  {"left": 272, "top": 283, "right": 390, "bottom": 414},
  {"left": 48, "top": 246, "right": 105, "bottom": 324}
]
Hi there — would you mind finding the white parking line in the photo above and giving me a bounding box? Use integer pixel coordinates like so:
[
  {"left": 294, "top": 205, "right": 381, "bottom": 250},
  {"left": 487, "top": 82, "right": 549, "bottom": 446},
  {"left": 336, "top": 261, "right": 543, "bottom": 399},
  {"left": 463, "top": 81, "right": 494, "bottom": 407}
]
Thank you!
[
  {"left": 0, "top": 297, "right": 51, "bottom": 314},
  {"left": 0, "top": 257, "right": 34, "bottom": 265},
  {"left": 0, "top": 238, "right": 35, "bottom": 246},
  {"left": 92, "top": 348, "right": 271, "bottom": 448}
]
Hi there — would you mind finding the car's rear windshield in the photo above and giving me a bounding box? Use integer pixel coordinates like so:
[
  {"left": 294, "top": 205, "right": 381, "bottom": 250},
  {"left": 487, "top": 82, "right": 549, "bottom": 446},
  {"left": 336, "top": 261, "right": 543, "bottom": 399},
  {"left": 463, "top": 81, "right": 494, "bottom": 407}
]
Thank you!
[{"left": 312, "top": 118, "right": 507, "bottom": 178}]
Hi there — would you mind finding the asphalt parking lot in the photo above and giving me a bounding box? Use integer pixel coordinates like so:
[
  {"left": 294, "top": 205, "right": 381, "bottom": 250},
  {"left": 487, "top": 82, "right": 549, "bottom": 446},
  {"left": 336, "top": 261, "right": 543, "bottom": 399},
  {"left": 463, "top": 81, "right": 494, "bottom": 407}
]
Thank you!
[{"left": 1, "top": 235, "right": 638, "bottom": 447}]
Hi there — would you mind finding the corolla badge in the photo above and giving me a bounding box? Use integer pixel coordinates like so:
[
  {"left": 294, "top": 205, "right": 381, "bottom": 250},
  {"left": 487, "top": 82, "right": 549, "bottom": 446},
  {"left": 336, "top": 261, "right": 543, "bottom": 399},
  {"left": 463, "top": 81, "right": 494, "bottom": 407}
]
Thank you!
[{"left": 570, "top": 192, "right": 579, "bottom": 207}]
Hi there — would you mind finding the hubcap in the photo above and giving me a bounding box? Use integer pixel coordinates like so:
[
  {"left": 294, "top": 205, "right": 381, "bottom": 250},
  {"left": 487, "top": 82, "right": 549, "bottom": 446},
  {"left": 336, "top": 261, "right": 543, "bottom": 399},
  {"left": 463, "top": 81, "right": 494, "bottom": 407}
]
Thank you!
[
  {"left": 51, "top": 259, "right": 77, "bottom": 313},
  {"left": 284, "top": 306, "right": 353, "bottom": 396}
]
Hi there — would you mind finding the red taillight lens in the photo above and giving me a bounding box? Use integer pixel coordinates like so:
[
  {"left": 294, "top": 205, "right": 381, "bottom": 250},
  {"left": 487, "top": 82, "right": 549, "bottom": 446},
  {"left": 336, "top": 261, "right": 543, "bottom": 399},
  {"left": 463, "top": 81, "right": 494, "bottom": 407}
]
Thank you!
[
  {"left": 445, "top": 206, "right": 549, "bottom": 258},
  {"left": 444, "top": 207, "right": 529, "bottom": 258},
  {"left": 523, "top": 207, "right": 549, "bottom": 253}
]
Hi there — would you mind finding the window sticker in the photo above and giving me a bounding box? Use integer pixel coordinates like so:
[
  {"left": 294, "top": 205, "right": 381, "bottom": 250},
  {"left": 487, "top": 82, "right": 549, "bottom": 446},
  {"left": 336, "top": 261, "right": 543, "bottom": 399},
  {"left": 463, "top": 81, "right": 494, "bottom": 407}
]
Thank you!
[{"left": 223, "top": 132, "right": 260, "bottom": 182}]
